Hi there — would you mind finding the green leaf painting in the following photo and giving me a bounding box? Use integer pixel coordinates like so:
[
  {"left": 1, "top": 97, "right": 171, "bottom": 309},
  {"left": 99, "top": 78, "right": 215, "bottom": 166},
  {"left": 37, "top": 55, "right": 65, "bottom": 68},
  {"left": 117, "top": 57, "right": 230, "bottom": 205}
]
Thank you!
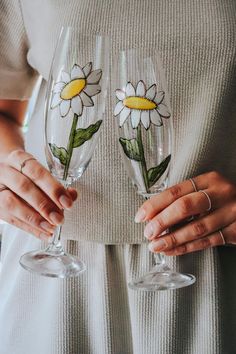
[
  {"left": 147, "top": 154, "right": 171, "bottom": 188},
  {"left": 73, "top": 120, "right": 103, "bottom": 148},
  {"left": 49, "top": 143, "right": 68, "bottom": 165},
  {"left": 119, "top": 138, "right": 141, "bottom": 162}
]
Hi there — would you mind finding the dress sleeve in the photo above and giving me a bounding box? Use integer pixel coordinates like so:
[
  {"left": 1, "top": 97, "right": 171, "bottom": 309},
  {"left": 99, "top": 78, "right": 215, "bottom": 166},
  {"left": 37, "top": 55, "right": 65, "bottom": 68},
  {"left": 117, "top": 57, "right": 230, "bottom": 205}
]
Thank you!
[{"left": 0, "top": 0, "right": 39, "bottom": 100}]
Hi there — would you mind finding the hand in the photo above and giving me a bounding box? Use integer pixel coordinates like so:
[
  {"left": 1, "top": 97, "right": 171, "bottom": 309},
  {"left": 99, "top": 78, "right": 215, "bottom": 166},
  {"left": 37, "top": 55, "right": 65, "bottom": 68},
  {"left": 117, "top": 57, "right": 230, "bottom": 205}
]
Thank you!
[
  {"left": 0, "top": 149, "right": 78, "bottom": 240},
  {"left": 135, "top": 171, "right": 236, "bottom": 255}
]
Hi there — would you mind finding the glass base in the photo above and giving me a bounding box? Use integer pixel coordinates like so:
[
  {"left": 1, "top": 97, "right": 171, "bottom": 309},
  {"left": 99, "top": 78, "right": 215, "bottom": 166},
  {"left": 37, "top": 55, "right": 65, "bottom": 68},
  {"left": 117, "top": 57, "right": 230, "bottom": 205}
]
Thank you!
[
  {"left": 128, "top": 265, "right": 196, "bottom": 291},
  {"left": 19, "top": 246, "right": 86, "bottom": 278}
]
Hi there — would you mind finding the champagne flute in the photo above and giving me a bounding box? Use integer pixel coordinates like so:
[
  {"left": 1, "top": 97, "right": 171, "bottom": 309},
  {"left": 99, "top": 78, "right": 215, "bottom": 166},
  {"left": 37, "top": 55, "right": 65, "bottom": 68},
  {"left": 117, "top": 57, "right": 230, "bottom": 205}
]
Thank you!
[
  {"left": 114, "top": 49, "right": 195, "bottom": 290},
  {"left": 20, "top": 27, "right": 109, "bottom": 278}
]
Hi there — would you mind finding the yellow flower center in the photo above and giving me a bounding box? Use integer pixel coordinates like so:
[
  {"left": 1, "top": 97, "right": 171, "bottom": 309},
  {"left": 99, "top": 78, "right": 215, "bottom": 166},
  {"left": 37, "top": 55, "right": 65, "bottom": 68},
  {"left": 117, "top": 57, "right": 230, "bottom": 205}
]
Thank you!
[
  {"left": 60, "top": 79, "right": 86, "bottom": 100},
  {"left": 123, "top": 96, "right": 157, "bottom": 110}
]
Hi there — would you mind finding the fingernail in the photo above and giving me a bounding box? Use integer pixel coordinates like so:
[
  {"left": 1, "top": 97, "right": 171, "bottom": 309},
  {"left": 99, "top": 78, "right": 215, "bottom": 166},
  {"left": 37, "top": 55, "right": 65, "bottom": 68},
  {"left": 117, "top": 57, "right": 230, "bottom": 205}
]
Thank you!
[
  {"left": 144, "top": 222, "right": 154, "bottom": 239},
  {"left": 135, "top": 208, "right": 146, "bottom": 223},
  {"left": 49, "top": 211, "right": 64, "bottom": 225},
  {"left": 39, "top": 233, "right": 51, "bottom": 242},
  {"left": 148, "top": 239, "right": 167, "bottom": 252},
  {"left": 59, "top": 195, "right": 73, "bottom": 209},
  {"left": 40, "top": 221, "right": 56, "bottom": 232}
]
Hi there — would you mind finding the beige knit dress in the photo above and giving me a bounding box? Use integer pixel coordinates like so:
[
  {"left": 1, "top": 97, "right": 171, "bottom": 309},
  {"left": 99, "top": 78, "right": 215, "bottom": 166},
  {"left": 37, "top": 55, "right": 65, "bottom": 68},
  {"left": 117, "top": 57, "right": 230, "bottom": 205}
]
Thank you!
[{"left": 0, "top": 1, "right": 236, "bottom": 353}]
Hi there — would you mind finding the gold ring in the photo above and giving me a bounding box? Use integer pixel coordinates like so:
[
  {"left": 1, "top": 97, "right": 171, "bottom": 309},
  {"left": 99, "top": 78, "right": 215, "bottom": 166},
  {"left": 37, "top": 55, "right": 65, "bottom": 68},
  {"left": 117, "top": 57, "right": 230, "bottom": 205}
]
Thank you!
[
  {"left": 219, "top": 230, "right": 226, "bottom": 245},
  {"left": 20, "top": 157, "right": 37, "bottom": 174},
  {"left": 198, "top": 190, "right": 212, "bottom": 211},
  {"left": 189, "top": 178, "right": 198, "bottom": 192}
]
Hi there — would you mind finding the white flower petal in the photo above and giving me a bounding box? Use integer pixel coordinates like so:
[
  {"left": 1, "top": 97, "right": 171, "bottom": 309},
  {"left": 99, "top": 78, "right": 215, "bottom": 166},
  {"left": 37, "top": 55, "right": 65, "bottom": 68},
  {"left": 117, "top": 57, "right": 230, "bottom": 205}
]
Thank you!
[
  {"left": 84, "top": 84, "right": 101, "bottom": 97},
  {"left": 59, "top": 100, "right": 70, "bottom": 117},
  {"left": 155, "top": 91, "right": 165, "bottom": 105},
  {"left": 83, "top": 62, "right": 92, "bottom": 77},
  {"left": 53, "top": 82, "right": 65, "bottom": 94},
  {"left": 71, "top": 96, "right": 83, "bottom": 116},
  {"left": 71, "top": 64, "right": 85, "bottom": 80},
  {"left": 79, "top": 91, "right": 94, "bottom": 107},
  {"left": 146, "top": 84, "right": 157, "bottom": 100},
  {"left": 87, "top": 69, "right": 102, "bottom": 84},
  {"left": 125, "top": 82, "right": 135, "bottom": 96},
  {"left": 114, "top": 101, "right": 125, "bottom": 116},
  {"left": 119, "top": 107, "right": 131, "bottom": 126},
  {"left": 136, "top": 80, "right": 146, "bottom": 97},
  {"left": 51, "top": 93, "right": 62, "bottom": 109},
  {"left": 141, "top": 111, "right": 151, "bottom": 130},
  {"left": 157, "top": 103, "right": 171, "bottom": 118},
  {"left": 61, "top": 71, "right": 70, "bottom": 83},
  {"left": 150, "top": 109, "right": 163, "bottom": 126},
  {"left": 115, "top": 89, "right": 126, "bottom": 101},
  {"left": 131, "top": 110, "right": 141, "bottom": 128}
]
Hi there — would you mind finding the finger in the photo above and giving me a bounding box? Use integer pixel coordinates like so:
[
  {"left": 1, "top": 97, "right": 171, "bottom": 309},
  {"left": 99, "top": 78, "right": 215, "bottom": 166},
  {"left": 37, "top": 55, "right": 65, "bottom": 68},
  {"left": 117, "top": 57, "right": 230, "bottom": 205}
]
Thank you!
[
  {"left": 135, "top": 171, "right": 235, "bottom": 224},
  {"left": 162, "top": 231, "right": 225, "bottom": 256},
  {"left": 144, "top": 189, "right": 215, "bottom": 240},
  {"left": 0, "top": 189, "right": 56, "bottom": 235},
  {"left": 218, "top": 222, "right": 236, "bottom": 245},
  {"left": 135, "top": 175, "right": 210, "bottom": 223},
  {"left": 67, "top": 187, "right": 78, "bottom": 201},
  {"left": 0, "top": 209, "right": 52, "bottom": 241},
  {"left": 0, "top": 164, "right": 64, "bottom": 226},
  {"left": 6, "top": 150, "right": 74, "bottom": 210},
  {"left": 148, "top": 202, "right": 236, "bottom": 251}
]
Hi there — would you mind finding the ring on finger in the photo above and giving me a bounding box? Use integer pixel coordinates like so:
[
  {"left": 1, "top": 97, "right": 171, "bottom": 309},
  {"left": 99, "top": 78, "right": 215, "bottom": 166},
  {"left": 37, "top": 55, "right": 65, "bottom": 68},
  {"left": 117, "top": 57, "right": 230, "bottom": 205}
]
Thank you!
[
  {"left": 198, "top": 190, "right": 212, "bottom": 212},
  {"left": 219, "top": 230, "right": 226, "bottom": 245},
  {"left": 189, "top": 178, "right": 198, "bottom": 192},
  {"left": 20, "top": 157, "right": 37, "bottom": 174}
]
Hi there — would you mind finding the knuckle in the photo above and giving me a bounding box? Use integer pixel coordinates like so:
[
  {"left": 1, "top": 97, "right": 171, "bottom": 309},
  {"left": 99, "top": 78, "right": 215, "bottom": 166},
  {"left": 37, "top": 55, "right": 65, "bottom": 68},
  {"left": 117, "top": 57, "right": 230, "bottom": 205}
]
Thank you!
[
  {"left": 199, "top": 237, "right": 211, "bottom": 249},
  {"left": 4, "top": 193, "right": 16, "bottom": 212},
  {"left": 29, "top": 165, "right": 46, "bottom": 181},
  {"left": 25, "top": 213, "right": 38, "bottom": 226},
  {"left": 38, "top": 198, "right": 50, "bottom": 214},
  {"left": 177, "top": 197, "right": 193, "bottom": 217},
  {"left": 8, "top": 216, "right": 17, "bottom": 226},
  {"left": 175, "top": 244, "right": 187, "bottom": 255},
  {"left": 18, "top": 178, "right": 31, "bottom": 193},
  {"left": 155, "top": 215, "right": 166, "bottom": 230},
  {"left": 167, "top": 233, "right": 178, "bottom": 248},
  {"left": 192, "top": 221, "right": 208, "bottom": 237},
  {"left": 7, "top": 149, "right": 26, "bottom": 162},
  {"left": 169, "top": 185, "right": 182, "bottom": 202}
]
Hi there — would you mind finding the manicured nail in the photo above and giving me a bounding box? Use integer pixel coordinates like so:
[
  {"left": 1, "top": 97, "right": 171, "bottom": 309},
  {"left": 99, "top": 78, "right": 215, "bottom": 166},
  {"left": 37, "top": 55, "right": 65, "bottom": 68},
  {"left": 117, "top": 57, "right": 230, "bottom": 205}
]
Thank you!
[
  {"left": 135, "top": 208, "right": 146, "bottom": 223},
  {"left": 59, "top": 195, "right": 73, "bottom": 209},
  {"left": 148, "top": 239, "right": 167, "bottom": 252},
  {"left": 40, "top": 221, "right": 56, "bottom": 232},
  {"left": 39, "top": 233, "right": 51, "bottom": 242},
  {"left": 49, "top": 211, "right": 64, "bottom": 225},
  {"left": 144, "top": 222, "right": 154, "bottom": 239}
]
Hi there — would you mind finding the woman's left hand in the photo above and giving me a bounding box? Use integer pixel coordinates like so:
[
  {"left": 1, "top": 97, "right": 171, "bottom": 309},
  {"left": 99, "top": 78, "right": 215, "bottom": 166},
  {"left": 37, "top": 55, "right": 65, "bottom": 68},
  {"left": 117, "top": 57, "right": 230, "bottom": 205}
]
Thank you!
[{"left": 135, "top": 171, "right": 236, "bottom": 255}]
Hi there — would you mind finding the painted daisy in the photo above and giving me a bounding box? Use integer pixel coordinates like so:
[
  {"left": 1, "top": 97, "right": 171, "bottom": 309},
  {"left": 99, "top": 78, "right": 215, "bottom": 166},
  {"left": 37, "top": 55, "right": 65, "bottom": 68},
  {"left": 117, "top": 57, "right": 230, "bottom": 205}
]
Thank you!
[
  {"left": 114, "top": 80, "right": 171, "bottom": 129},
  {"left": 51, "top": 62, "right": 102, "bottom": 117}
]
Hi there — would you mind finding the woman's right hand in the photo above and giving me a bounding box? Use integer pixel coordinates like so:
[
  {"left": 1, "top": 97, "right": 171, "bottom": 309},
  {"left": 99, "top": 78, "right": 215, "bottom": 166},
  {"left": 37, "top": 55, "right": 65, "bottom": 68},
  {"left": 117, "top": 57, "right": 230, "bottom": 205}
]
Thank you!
[{"left": 0, "top": 149, "right": 78, "bottom": 240}]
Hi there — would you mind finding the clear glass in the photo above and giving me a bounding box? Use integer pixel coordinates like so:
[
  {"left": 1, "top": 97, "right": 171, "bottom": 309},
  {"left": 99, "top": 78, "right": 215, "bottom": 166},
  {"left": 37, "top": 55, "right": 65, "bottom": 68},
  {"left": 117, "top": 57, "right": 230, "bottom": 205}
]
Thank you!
[
  {"left": 114, "top": 48, "right": 196, "bottom": 290},
  {"left": 20, "top": 27, "right": 109, "bottom": 278}
]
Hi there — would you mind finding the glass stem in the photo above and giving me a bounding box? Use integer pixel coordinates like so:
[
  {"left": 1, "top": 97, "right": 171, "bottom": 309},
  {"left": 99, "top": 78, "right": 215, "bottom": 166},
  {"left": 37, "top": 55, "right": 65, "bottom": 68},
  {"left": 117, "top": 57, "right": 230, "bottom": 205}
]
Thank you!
[
  {"left": 63, "top": 113, "right": 79, "bottom": 180},
  {"left": 136, "top": 125, "right": 149, "bottom": 193},
  {"left": 47, "top": 180, "right": 69, "bottom": 252}
]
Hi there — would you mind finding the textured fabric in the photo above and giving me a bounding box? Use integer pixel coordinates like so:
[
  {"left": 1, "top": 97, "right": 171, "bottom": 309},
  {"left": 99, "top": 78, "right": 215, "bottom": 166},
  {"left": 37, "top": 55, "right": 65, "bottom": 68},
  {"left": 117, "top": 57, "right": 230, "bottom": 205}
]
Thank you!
[
  {"left": 0, "top": 0, "right": 235, "bottom": 243},
  {"left": 1, "top": 225, "right": 236, "bottom": 354},
  {"left": 0, "top": 1, "right": 236, "bottom": 354},
  {"left": 0, "top": 0, "right": 38, "bottom": 99}
]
